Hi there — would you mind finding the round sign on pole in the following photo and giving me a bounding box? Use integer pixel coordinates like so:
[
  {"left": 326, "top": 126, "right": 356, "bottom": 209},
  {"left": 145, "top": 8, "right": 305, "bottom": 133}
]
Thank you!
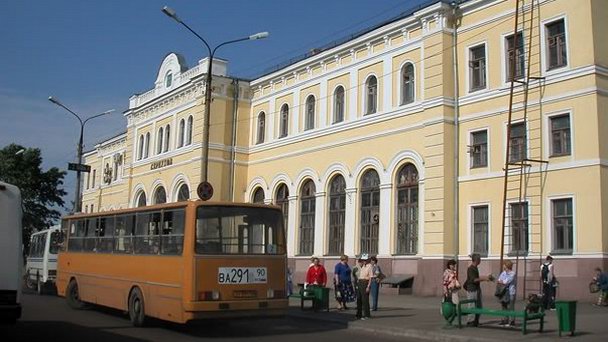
[{"left": 197, "top": 181, "right": 214, "bottom": 201}]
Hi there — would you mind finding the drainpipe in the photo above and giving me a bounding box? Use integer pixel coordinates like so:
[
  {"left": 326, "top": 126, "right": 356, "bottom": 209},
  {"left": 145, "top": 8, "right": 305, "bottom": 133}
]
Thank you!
[
  {"left": 451, "top": 1, "right": 461, "bottom": 268},
  {"left": 229, "top": 79, "right": 240, "bottom": 201}
]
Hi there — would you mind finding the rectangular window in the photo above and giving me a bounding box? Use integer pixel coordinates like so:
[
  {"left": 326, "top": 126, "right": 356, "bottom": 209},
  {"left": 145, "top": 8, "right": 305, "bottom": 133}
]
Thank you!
[
  {"left": 470, "top": 130, "right": 488, "bottom": 168},
  {"left": 472, "top": 206, "right": 489, "bottom": 256},
  {"left": 552, "top": 198, "right": 573, "bottom": 253},
  {"left": 509, "top": 122, "right": 527, "bottom": 163},
  {"left": 114, "top": 214, "right": 135, "bottom": 254},
  {"left": 160, "top": 209, "right": 185, "bottom": 255},
  {"left": 546, "top": 19, "right": 567, "bottom": 70},
  {"left": 92, "top": 169, "right": 96, "bottom": 188},
  {"left": 510, "top": 202, "right": 528, "bottom": 254},
  {"left": 550, "top": 114, "right": 571, "bottom": 156},
  {"left": 134, "top": 211, "right": 161, "bottom": 254},
  {"left": 469, "top": 44, "right": 486, "bottom": 91},
  {"left": 505, "top": 32, "right": 525, "bottom": 81},
  {"left": 97, "top": 216, "right": 115, "bottom": 253},
  {"left": 83, "top": 217, "right": 98, "bottom": 252}
]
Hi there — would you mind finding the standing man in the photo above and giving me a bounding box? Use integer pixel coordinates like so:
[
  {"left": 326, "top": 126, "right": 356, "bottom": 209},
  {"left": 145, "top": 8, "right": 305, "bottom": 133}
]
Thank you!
[
  {"left": 541, "top": 256, "right": 556, "bottom": 310},
  {"left": 355, "top": 253, "right": 373, "bottom": 320},
  {"left": 463, "top": 253, "right": 494, "bottom": 326}
]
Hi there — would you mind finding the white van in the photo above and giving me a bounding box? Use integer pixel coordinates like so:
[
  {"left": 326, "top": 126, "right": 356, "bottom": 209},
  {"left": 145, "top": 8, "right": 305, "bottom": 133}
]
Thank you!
[
  {"left": 25, "top": 225, "right": 61, "bottom": 294},
  {"left": 0, "top": 181, "right": 23, "bottom": 323}
]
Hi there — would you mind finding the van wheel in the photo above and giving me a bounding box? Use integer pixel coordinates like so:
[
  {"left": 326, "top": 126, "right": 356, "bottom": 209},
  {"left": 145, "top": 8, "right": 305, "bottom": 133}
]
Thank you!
[
  {"left": 25, "top": 270, "right": 34, "bottom": 290},
  {"left": 66, "top": 279, "right": 85, "bottom": 309},
  {"left": 128, "top": 287, "right": 146, "bottom": 327}
]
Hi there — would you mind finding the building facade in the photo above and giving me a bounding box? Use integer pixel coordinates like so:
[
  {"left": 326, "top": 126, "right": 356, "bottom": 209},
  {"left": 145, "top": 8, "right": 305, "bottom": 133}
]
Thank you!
[{"left": 81, "top": 0, "right": 608, "bottom": 299}]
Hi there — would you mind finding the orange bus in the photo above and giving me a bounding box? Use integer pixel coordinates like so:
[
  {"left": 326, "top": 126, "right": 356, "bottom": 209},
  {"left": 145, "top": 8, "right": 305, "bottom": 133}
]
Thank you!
[{"left": 57, "top": 201, "right": 287, "bottom": 326}]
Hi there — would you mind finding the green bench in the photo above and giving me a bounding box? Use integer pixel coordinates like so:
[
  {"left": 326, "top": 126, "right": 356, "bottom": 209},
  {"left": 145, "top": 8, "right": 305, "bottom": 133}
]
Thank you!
[
  {"left": 457, "top": 299, "right": 545, "bottom": 335},
  {"left": 289, "top": 285, "right": 329, "bottom": 312}
]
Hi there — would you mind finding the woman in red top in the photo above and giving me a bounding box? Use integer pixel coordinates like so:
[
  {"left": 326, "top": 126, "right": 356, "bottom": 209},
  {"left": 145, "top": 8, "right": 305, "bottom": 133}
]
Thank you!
[{"left": 305, "top": 257, "right": 327, "bottom": 287}]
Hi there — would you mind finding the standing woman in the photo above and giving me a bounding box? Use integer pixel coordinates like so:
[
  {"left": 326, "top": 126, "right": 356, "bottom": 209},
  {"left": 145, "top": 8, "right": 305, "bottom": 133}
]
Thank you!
[
  {"left": 497, "top": 260, "right": 517, "bottom": 326},
  {"left": 305, "top": 257, "right": 327, "bottom": 288},
  {"left": 443, "top": 259, "right": 460, "bottom": 303},
  {"left": 370, "top": 256, "right": 383, "bottom": 311},
  {"left": 334, "top": 255, "right": 356, "bottom": 310}
]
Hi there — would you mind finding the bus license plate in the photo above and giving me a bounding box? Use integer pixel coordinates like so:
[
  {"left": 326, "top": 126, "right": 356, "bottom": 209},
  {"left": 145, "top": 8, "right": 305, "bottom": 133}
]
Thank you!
[{"left": 218, "top": 267, "right": 267, "bottom": 284}]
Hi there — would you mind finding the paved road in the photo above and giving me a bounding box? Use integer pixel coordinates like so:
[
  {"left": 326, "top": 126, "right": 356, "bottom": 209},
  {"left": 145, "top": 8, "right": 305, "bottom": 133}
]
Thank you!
[{"left": 1, "top": 291, "right": 407, "bottom": 342}]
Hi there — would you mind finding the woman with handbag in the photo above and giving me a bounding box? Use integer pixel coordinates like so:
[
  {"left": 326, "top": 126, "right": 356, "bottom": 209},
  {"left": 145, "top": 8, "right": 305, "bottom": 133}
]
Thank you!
[
  {"left": 442, "top": 259, "right": 460, "bottom": 324},
  {"left": 497, "top": 260, "right": 517, "bottom": 326},
  {"left": 334, "top": 255, "right": 356, "bottom": 310}
]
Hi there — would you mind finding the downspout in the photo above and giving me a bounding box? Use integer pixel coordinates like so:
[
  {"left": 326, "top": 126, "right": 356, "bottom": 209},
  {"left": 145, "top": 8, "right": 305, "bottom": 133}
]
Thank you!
[
  {"left": 229, "top": 79, "right": 239, "bottom": 201},
  {"left": 451, "top": 1, "right": 460, "bottom": 267}
]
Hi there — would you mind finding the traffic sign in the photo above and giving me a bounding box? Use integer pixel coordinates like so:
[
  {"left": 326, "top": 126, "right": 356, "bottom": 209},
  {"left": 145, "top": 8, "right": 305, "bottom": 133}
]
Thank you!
[
  {"left": 197, "top": 181, "right": 214, "bottom": 201},
  {"left": 68, "top": 163, "right": 91, "bottom": 173}
]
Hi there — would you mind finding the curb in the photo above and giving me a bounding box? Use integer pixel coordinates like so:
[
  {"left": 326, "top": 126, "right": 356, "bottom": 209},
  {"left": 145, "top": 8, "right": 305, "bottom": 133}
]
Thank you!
[{"left": 287, "top": 310, "right": 489, "bottom": 342}]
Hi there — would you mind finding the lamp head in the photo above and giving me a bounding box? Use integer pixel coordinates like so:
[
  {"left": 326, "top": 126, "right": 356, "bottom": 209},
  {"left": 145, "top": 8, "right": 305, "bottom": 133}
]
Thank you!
[
  {"left": 249, "top": 31, "right": 269, "bottom": 40},
  {"left": 48, "top": 96, "right": 60, "bottom": 105},
  {"left": 162, "top": 6, "right": 181, "bottom": 23}
]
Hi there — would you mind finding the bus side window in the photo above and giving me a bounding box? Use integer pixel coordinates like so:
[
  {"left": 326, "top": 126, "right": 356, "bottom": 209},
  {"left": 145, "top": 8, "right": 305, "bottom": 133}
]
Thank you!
[
  {"left": 114, "top": 214, "right": 134, "bottom": 254},
  {"left": 84, "top": 218, "right": 98, "bottom": 252},
  {"left": 161, "top": 209, "right": 185, "bottom": 255},
  {"left": 135, "top": 211, "right": 161, "bottom": 255},
  {"left": 50, "top": 230, "right": 61, "bottom": 254},
  {"left": 98, "top": 217, "right": 115, "bottom": 253}
]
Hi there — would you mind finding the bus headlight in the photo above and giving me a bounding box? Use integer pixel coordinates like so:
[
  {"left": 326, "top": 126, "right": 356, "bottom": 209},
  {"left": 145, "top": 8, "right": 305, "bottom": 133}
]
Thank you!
[
  {"left": 266, "top": 289, "right": 274, "bottom": 299},
  {"left": 200, "top": 290, "right": 221, "bottom": 301}
]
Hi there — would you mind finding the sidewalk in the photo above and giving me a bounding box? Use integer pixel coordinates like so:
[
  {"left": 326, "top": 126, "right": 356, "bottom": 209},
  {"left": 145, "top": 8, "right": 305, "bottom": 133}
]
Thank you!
[{"left": 287, "top": 292, "right": 608, "bottom": 341}]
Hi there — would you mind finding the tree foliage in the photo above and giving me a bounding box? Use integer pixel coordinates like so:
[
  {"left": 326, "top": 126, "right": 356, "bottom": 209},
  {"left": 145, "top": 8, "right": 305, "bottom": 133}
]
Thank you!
[{"left": 0, "top": 143, "right": 67, "bottom": 251}]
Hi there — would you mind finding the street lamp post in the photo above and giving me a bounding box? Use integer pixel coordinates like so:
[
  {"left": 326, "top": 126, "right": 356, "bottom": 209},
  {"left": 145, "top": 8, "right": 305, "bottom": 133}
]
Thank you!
[
  {"left": 48, "top": 96, "right": 114, "bottom": 213},
  {"left": 162, "top": 6, "right": 268, "bottom": 186}
]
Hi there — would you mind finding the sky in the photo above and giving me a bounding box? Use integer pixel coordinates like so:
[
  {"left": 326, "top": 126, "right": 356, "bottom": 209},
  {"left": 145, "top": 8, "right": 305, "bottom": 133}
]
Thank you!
[{"left": 0, "top": 0, "right": 430, "bottom": 210}]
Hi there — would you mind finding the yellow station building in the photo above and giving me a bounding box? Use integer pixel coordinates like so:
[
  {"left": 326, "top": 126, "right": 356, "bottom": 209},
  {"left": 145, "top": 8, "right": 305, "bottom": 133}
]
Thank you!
[{"left": 81, "top": 0, "right": 607, "bottom": 299}]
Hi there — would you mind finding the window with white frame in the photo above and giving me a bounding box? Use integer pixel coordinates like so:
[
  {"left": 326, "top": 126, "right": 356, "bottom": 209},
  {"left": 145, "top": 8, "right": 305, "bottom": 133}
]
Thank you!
[
  {"left": 164, "top": 124, "right": 170, "bottom": 152},
  {"left": 186, "top": 116, "right": 193, "bottom": 145},
  {"left": 509, "top": 122, "right": 526, "bottom": 163},
  {"left": 178, "top": 119, "right": 185, "bottom": 148},
  {"left": 157, "top": 127, "right": 164, "bottom": 154},
  {"left": 279, "top": 104, "right": 289, "bottom": 138},
  {"left": 550, "top": 114, "right": 571, "bottom": 156},
  {"left": 137, "top": 135, "right": 144, "bottom": 160},
  {"left": 505, "top": 32, "right": 525, "bottom": 81},
  {"left": 546, "top": 19, "right": 567, "bottom": 70},
  {"left": 327, "top": 175, "right": 346, "bottom": 256},
  {"left": 256, "top": 112, "right": 265, "bottom": 144},
  {"left": 470, "top": 130, "right": 488, "bottom": 168},
  {"left": 365, "top": 76, "right": 378, "bottom": 115},
  {"left": 305, "top": 95, "right": 315, "bottom": 130},
  {"left": 333, "top": 86, "right": 345, "bottom": 123},
  {"left": 552, "top": 198, "right": 573, "bottom": 254},
  {"left": 299, "top": 180, "right": 316, "bottom": 255},
  {"left": 469, "top": 44, "right": 486, "bottom": 91},
  {"left": 92, "top": 169, "right": 96, "bottom": 188},
  {"left": 472, "top": 205, "right": 489, "bottom": 256},
  {"left": 401, "top": 63, "right": 415, "bottom": 105},
  {"left": 510, "top": 202, "right": 528, "bottom": 254},
  {"left": 165, "top": 71, "right": 173, "bottom": 88},
  {"left": 144, "top": 132, "right": 150, "bottom": 158}
]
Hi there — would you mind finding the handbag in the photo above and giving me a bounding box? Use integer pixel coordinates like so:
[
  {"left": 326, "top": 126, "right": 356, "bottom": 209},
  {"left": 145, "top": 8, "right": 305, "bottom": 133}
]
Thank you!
[
  {"left": 495, "top": 283, "right": 507, "bottom": 298},
  {"left": 589, "top": 282, "right": 600, "bottom": 293}
]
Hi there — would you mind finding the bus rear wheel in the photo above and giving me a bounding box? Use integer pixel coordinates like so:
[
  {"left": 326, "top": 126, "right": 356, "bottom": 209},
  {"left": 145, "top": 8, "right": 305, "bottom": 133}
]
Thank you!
[
  {"left": 66, "top": 279, "right": 85, "bottom": 309},
  {"left": 128, "top": 287, "right": 146, "bottom": 327}
]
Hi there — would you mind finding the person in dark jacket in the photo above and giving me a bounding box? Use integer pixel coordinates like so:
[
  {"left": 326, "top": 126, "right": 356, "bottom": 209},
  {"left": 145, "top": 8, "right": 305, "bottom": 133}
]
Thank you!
[{"left": 592, "top": 267, "right": 608, "bottom": 306}]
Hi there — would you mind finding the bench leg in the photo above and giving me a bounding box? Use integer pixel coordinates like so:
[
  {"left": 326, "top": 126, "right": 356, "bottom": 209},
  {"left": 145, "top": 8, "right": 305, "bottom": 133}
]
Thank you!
[
  {"left": 457, "top": 310, "right": 463, "bottom": 329},
  {"left": 522, "top": 318, "right": 527, "bottom": 335},
  {"left": 539, "top": 316, "right": 544, "bottom": 333}
]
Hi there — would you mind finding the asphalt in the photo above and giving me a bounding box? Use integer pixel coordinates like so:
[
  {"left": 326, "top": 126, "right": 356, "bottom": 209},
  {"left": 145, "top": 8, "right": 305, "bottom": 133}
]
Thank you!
[{"left": 287, "top": 291, "right": 608, "bottom": 342}]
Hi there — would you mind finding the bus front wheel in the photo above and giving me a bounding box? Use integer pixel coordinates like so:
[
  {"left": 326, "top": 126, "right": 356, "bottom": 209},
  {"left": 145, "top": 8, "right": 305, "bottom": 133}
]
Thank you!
[
  {"left": 66, "top": 279, "right": 85, "bottom": 309},
  {"left": 128, "top": 287, "right": 146, "bottom": 327}
]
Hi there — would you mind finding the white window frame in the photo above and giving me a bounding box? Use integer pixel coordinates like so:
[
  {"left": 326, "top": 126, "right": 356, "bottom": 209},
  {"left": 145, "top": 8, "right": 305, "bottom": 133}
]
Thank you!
[
  {"left": 546, "top": 194, "right": 576, "bottom": 255},
  {"left": 540, "top": 15, "right": 570, "bottom": 75},
  {"left": 304, "top": 94, "right": 316, "bottom": 131},
  {"left": 278, "top": 103, "right": 290, "bottom": 138},
  {"left": 466, "top": 41, "right": 489, "bottom": 94},
  {"left": 467, "top": 127, "right": 490, "bottom": 170},
  {"left": 467, "top": 202, "right": 491, "bottom": 257},
  {"left": 502, "top": 119, "right": 529, "bottom": 165},
  {"left": 361, "top": 74, "right": 378, "bottom": 116},
  {"left": 332, "top": 84, "right": 346, "bottom": 124},
  {"left": 256, "top": 111, "right": 266, "bottom": 144},
  {"left": 501, "top": 30, "right": 526, "bottom": 86},
  {"left": 545, "top": 110, "right": 573, "bottom": 159},
  {"left": 399, "top": 61, "right": 416, "bottom": 106}
]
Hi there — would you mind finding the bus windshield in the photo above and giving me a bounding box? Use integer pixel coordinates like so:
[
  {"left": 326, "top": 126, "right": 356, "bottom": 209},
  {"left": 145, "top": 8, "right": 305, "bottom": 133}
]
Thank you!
[{"left": 195, "top": 206, "right": 285, "bottom": 255}]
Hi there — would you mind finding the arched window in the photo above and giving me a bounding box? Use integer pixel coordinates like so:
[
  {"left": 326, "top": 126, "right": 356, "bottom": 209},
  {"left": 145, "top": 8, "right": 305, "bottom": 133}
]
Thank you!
[
  {"left": 365, "top": 76, "right": 378, "bottom": 115},
  {"left": 299, "top": 179, "right": 316, "bottom": 255},
  {"left": 333, "top": 86, "right": 345, "bottom": 123},
  {"left": 164, "top": 124, "right": 170, "bottom": 152},
  {"left": 279, "top": 104, "right": 289, "bottom": 138},
  {"left": 274, "top": 183, "right": 289, "bottom": 234},
  {"left": 252, "top": 187, "right": 265, "bottom": 204},
  {"left": 401, "top": 63, "right": 415, "bottom": 105},
  {"left": 395, "top": 163, "right": 419, "bottom": 254},
  {"left": 305, "top": 95, "right": 315, "bottom": 130},
  {"left": 137, "top": 135, "right": 144, "bottom": 160},
  {"left": 144, "top": 133, "right": 150, "bottom": 158},
  {"left": 178, "top": 119, "right": 185, "bottom": 148},
  {"left": 153, "top": 186, "right": 167, "bottom": 204},
  {"left": 256, "top": 112, "right": 265, "bottom": 144},
  {"left": 136, "top": 191, "right": 147, "bottom": 207},
  {"left": 177, "top": 183, "right": 189, "bottom": 201},
  {"left": 186, "top": 116, "right": 193, "bottom": 145},
  {"left": 165, "top": 71, "right": 173, "bottom": 88},
  {"left": 157, "top": 127, "right": 164, "bottom": 154},
  {"left": 328, "top": 175, "right": 346, "bottom": 255},
  {"left": 360, "top": 169, "right": 380, "bottom": 254}
]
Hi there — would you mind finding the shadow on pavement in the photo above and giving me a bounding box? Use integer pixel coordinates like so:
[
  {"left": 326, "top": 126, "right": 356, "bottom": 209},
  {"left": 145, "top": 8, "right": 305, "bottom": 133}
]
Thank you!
[{"left": 0, "top": 321, "right": 148, "bottom": 342}]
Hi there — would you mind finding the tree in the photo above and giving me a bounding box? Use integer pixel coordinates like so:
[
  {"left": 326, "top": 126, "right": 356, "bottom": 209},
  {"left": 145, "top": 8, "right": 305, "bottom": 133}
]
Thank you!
[{"left": 0, "top": 144, "right": 67, "bottom": 251}]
